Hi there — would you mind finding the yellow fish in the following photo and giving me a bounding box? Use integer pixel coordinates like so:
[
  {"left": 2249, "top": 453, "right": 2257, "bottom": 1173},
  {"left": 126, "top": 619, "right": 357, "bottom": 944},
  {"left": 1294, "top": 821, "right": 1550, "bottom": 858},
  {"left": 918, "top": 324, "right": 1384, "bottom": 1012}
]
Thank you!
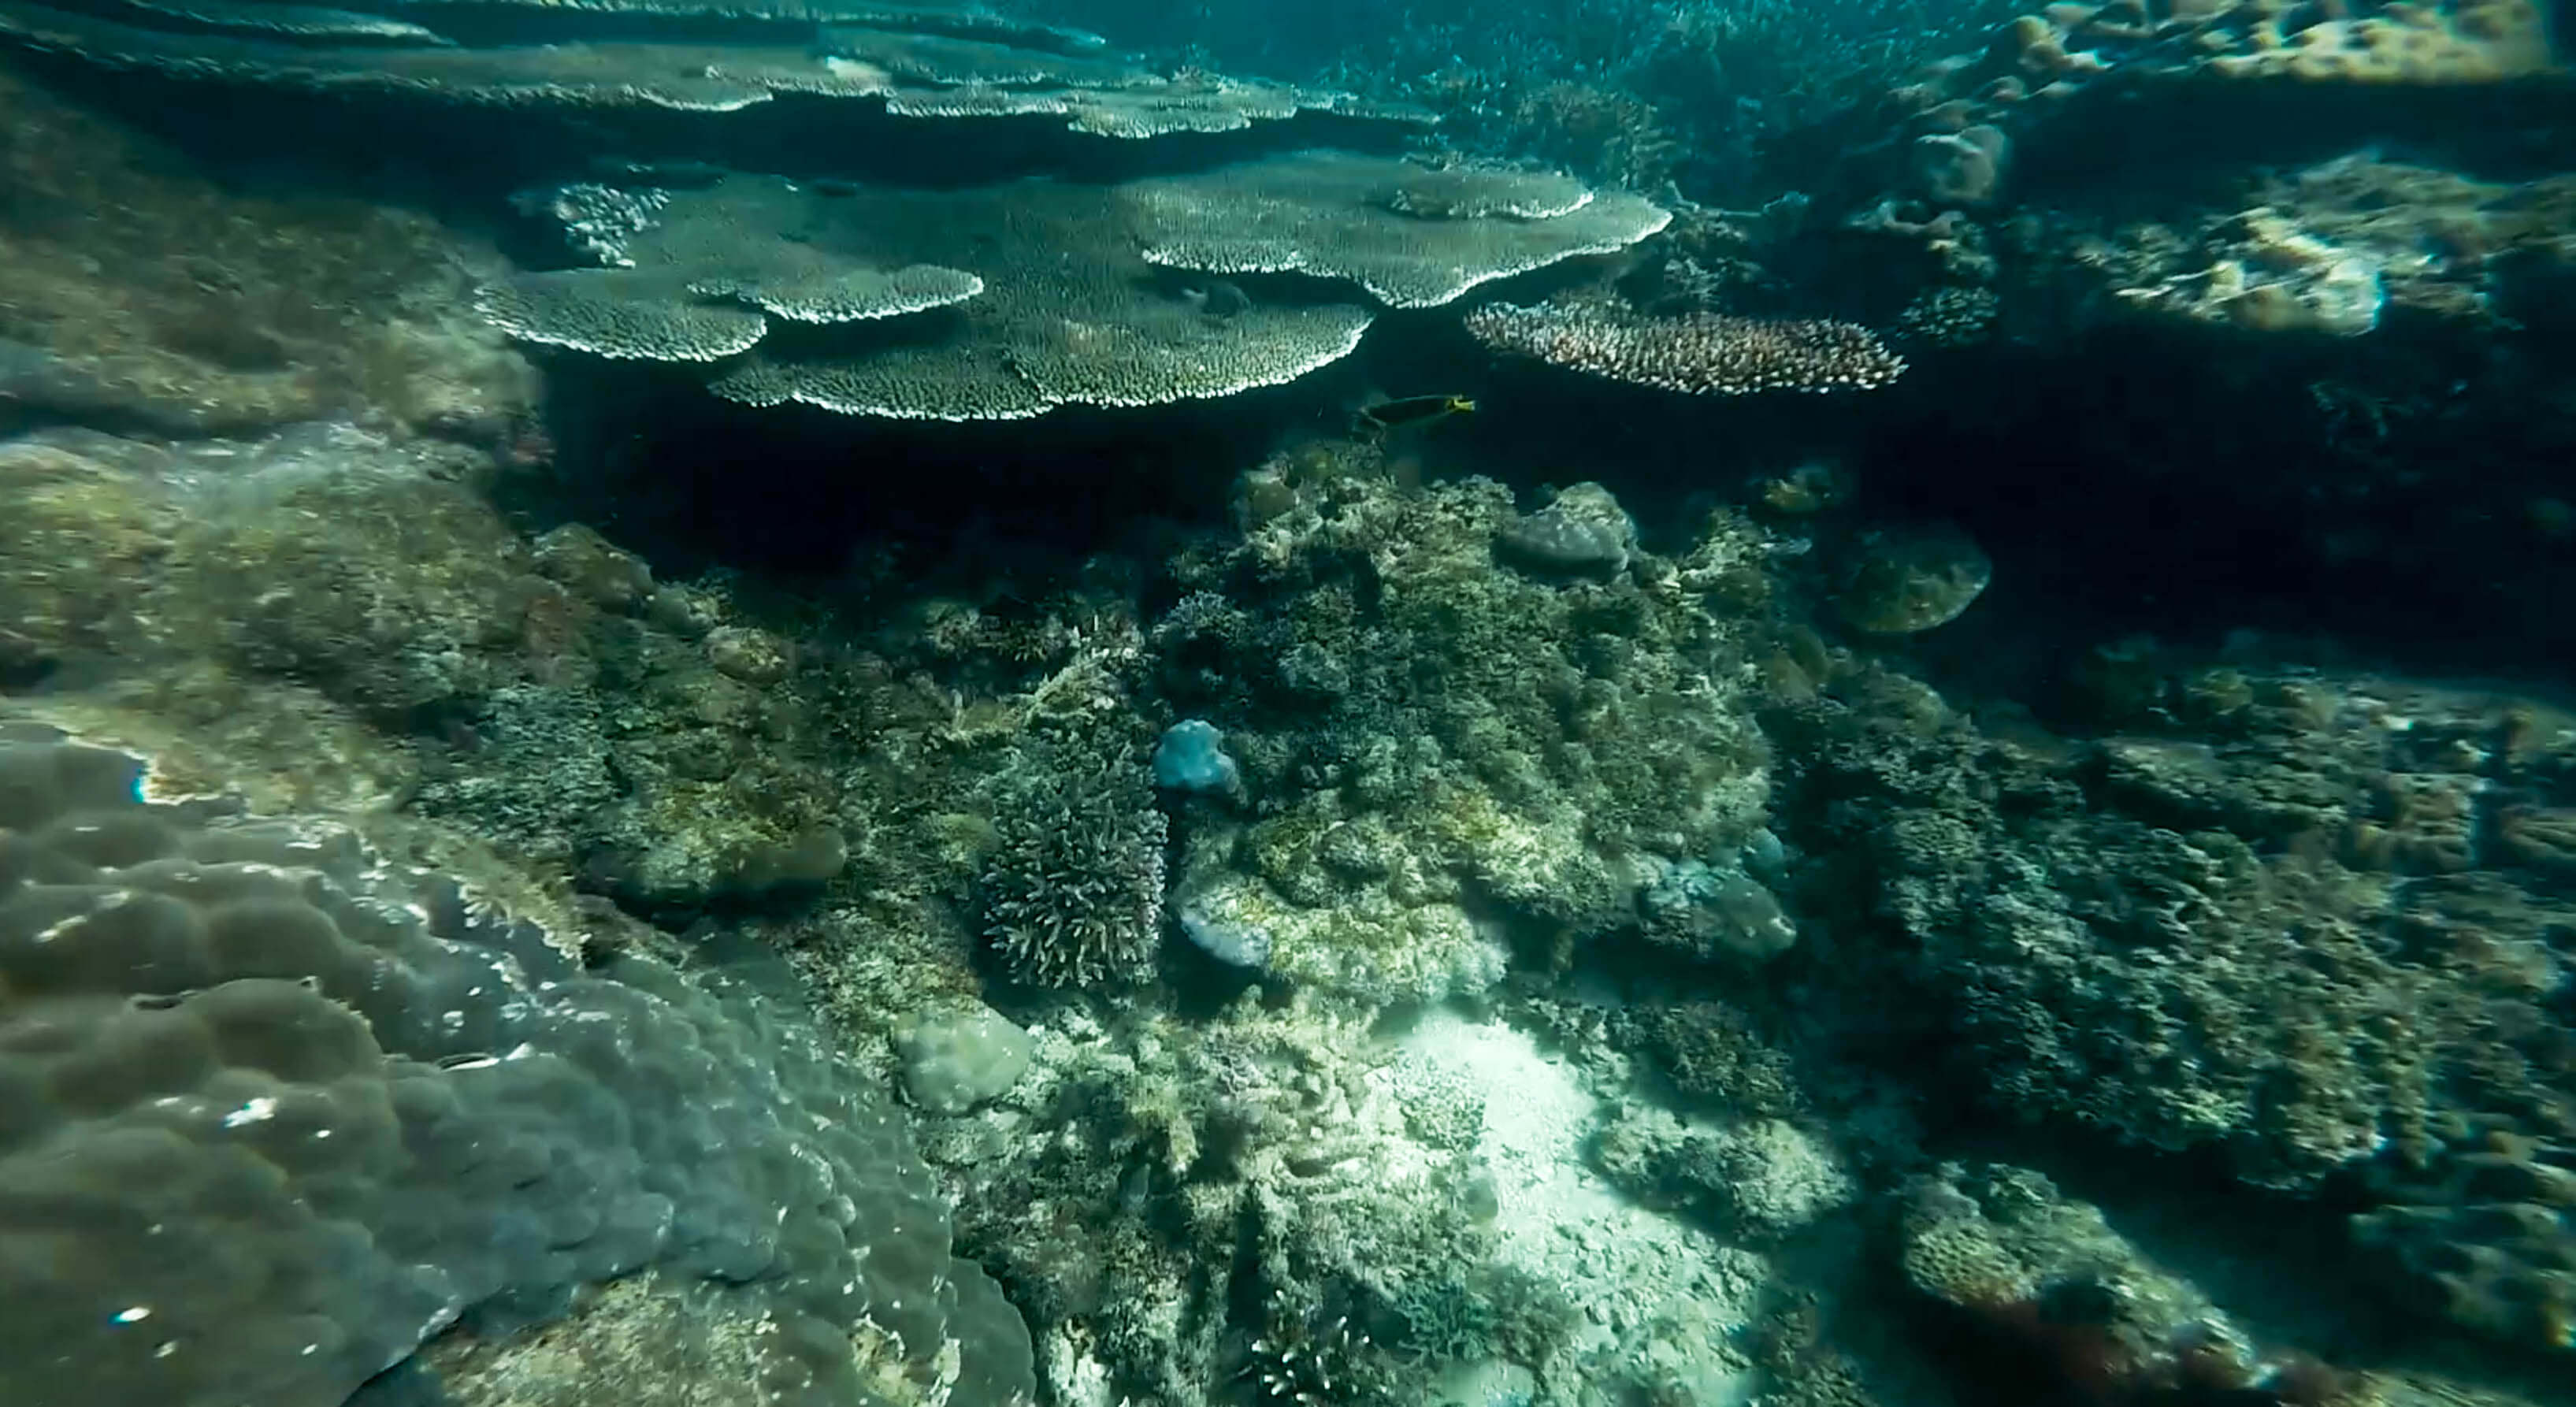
[{"left": 1359, "top": 394, "right": 1476, "bottom": 432}]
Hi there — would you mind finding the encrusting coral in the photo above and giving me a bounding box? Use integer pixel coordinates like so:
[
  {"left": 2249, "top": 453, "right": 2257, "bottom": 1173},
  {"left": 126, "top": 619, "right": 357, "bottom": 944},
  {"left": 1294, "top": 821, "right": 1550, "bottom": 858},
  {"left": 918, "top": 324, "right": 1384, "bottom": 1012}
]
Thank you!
[{"left": 0, "top": 61, "right": 533, "bottom": 440}]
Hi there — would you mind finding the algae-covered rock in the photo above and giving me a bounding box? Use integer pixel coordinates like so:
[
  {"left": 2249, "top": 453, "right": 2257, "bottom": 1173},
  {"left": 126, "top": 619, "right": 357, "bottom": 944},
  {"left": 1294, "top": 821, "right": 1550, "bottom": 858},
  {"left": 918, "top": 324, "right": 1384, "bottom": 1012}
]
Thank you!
[
  {"left": 0, "top": 61, "right": 533, "bottom": 439},
  {"left": 0, "top": 421, "right": 854, "bottom": 913},
  {"left": 894, "top": 1004, "right": 1035, "bottom": 1114}
]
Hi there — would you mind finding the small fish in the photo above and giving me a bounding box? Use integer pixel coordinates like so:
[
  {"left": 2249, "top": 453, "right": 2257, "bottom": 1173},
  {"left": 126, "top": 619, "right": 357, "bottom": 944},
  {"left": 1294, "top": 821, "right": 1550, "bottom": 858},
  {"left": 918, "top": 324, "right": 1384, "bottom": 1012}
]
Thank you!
[{"left": 1358, "top": 393, "right": 1475, "bottom": 431}]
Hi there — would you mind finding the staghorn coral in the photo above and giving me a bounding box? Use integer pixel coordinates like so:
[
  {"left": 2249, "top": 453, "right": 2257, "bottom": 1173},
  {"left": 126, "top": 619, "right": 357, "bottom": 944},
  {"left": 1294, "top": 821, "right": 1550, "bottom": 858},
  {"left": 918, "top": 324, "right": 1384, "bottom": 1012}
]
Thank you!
[{"left": 1465, "top": 299, "right": 1906, "bottom": 395}]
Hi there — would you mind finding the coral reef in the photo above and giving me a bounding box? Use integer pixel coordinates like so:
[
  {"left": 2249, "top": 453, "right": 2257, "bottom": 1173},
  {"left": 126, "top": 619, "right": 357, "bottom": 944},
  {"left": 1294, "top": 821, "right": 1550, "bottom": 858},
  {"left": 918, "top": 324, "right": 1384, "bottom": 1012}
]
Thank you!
[
  {"left": 916, "top": 995, "right": 1769, "bottom": 1407},
  {"left": 0, "top": 725, "right": 1034, "bottom": 1406},
  {"left": 1985, "top": 0, "right": 2558, "bottom": 92},
  {"left": 1149, "top": 466, "right": 1777, "bottom": 1002},
  {"left": 1897, "top": 1161, "right": 2355, "bottom": 1404},
  {"left": 2047, "top": 156, "right": 2576, "bottom": 339},
  {"left": 1784, "top": 659, "right": 2576, "bottom": 1190},
  {"left": 1772, "top": 650, "right": 2576, "bottom": 1357},
  {"left": 0, "top": 421, "right": 861, "bottom": 913}
]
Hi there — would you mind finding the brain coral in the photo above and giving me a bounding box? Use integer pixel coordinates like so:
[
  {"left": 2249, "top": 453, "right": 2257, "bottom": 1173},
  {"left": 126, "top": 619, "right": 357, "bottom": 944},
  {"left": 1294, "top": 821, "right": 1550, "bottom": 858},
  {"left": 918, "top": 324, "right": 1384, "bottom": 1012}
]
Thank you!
[{"left": 0, "top": 724, "right": 1033, "bottom": 1407}]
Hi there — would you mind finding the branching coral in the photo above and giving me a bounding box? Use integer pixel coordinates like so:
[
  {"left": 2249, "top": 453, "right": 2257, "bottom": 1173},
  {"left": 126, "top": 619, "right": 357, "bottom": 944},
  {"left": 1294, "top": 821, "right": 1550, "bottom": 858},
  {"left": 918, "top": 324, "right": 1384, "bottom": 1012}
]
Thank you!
[{"left": 980, "top": 741, "right": 1167, "bottom": 987}]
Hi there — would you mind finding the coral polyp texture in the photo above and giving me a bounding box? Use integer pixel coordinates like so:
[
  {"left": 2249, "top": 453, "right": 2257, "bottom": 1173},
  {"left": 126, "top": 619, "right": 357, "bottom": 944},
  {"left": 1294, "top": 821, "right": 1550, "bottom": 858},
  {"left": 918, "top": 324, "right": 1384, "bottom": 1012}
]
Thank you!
[
  {"left": 493, "top": 156, "right": 1667, "bottom": 419},
  {"left": 1466, "top": 300, "right": 1907, "bottom": 395},
  {"left": 0, "top": 726, "right": 1035, "bottom": 1407}
]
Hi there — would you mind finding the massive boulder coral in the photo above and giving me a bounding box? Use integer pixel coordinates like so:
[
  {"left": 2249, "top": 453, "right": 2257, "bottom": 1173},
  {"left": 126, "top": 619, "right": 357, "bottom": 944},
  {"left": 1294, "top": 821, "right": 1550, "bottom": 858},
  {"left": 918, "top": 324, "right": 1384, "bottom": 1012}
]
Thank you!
[
  {"left": 0, "top": 725, "right": 1035, "bottom": 1406},
  {"left": 491, "top": 156, "right": 1670, "bottom": 419}
]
